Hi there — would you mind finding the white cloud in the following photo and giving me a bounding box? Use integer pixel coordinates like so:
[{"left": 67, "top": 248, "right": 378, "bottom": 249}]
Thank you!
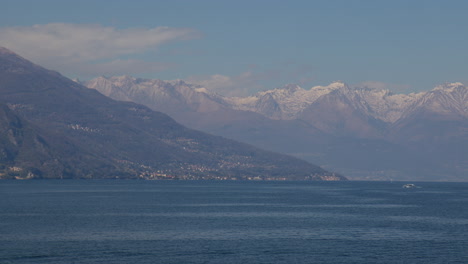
[
  {"left": 187, "top": 72, "right": 269, "bottom": 97},
  {"left": 194, "top": 74, "right": 235, "bottom": 89},
  {"left": 0, "top": 23, "right": 199, "bottom": 77}
]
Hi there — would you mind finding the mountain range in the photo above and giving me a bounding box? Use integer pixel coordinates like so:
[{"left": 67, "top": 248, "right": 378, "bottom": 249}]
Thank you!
[
  {"left": 85, "top": 76, "right": 468, "bottom": 181},
  {"left": 0, "top": 47, "right": 345, "bottom": 181}
]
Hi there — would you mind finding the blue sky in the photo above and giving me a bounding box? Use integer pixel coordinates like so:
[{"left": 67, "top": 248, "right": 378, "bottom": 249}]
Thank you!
[{"left": 1, "top": 0, "right": 467, "bottom": 95}]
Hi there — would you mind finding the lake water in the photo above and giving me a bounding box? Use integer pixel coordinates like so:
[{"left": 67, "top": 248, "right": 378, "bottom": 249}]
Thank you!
[{"left": 0, "top": 180, "right": 467, "bottom": 263}]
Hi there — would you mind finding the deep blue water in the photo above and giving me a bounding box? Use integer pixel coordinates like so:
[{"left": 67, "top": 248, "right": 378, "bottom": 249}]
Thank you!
[{"left": 0, "top": 180, "right": 467, "bottom": 264}]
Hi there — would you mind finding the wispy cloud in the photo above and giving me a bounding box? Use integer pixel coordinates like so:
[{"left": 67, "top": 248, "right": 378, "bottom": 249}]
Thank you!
[
  {"left": 188, "top": 63, "right": 317, "bottom": 97},
  {"left": 355, "top": 81, "right": 412, "bottom": 93},
  {"left": 0, "top": 23, "right": 199, "bottom": 78},
  {"left": 187, "top": 72, "right": 266, "bottom": 97}
]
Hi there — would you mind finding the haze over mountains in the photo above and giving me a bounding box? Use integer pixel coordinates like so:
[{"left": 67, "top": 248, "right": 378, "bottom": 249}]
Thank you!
[
  {"left": 0, "top": 47, "right": 344, "bottom": 181},
  {"left": 85, "top": 76, "right": 468, "bottom": 181}
]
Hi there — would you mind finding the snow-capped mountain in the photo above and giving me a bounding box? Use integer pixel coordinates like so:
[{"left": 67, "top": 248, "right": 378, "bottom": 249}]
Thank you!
[
  {"left": 390, "top": 82, "right": 468, "bottom": 145},
  {"left": 85, "top": 76, "right": 468, "bottom": 181},
  {"left": 225, "top": 81, "right": 427, "bottom": 124},
  {"left": 85, "top": 76, "right": 467, "bottom": 127},
  {"left": 399, "top": 82, "right": 468, "bottom": 120},
  {"left": 225, "top": 82, "right": 347, "bottom": 120}
]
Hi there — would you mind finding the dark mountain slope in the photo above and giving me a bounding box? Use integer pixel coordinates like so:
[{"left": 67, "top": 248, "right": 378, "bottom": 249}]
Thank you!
[
  {"left": 0, "top": 47, "right": 344, "bottom": 180},
  {"left": 0, "top": 103, "right": 58, "bottom": 179},
  {"left": 0, "top": 103, "right": 129, "bottom": 179}
]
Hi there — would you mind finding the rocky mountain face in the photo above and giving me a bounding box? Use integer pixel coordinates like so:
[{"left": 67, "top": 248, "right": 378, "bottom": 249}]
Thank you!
[
  {"left": 0, "top": 47, "right": 345, "bottom": 181},
  {"left": 226, "top": 81, "right": 425, "bottom": 126},
  {"left": 85, "top": 75, "right": 468, "bottom": 181},
  {"left": 85, "top": 76, "right": 228, "bottom": 114},
  {"left": 392, "top": 83, "right": 467, "bottom": 140}
]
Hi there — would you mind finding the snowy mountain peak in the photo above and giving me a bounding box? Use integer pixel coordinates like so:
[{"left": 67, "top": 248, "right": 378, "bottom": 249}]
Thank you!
[
  {"left": 433, "top": 82, "right": 465, "bottom": 92},
  {"left": 398, "top": 82, "right": 467, "bottom": 119},
  {"left": 111, "top": 75, "right": 138, "bottom": 86},
  {"left": 258, "top": 83, "right": 303, "bottom": 97},
  {"left": 283, "top": 83, "right": 302, "bottom": 92},
  {"left": 85, "top": 76, "right": 110, "bottom": 87}
]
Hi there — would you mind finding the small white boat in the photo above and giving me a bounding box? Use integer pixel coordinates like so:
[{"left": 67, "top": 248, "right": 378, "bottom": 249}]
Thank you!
[{"left": 402, "top": 183, "right": 417, "bottom": 188}]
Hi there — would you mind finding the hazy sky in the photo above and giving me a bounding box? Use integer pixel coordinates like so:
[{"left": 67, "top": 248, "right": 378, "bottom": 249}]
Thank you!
[{"left": 1, "top": 0, "right": 467, "bottom": 96}]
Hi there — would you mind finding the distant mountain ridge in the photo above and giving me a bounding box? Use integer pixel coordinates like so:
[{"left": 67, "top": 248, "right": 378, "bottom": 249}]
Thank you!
[
  {"left": 0, "top": 47, "right": 345, "bottom": 180},
  {"left": 85, "top": 75, "right": 468, "bottom": 181},
  {"left": 86, "top": 77, "right": 467, "bottom": 126},
  {"left": 226, "top": 81, "right": 428, "bottom": 124}
]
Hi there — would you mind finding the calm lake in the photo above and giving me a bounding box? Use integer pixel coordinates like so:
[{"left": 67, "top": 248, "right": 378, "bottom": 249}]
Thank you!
[{"left": 1, "top": 180, "right": 467, "bottom": 263}]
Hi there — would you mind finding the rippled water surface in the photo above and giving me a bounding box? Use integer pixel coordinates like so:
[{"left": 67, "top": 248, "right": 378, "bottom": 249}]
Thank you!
[{"left": 1, "top": 180, "right": 467, "bottom": 263}]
